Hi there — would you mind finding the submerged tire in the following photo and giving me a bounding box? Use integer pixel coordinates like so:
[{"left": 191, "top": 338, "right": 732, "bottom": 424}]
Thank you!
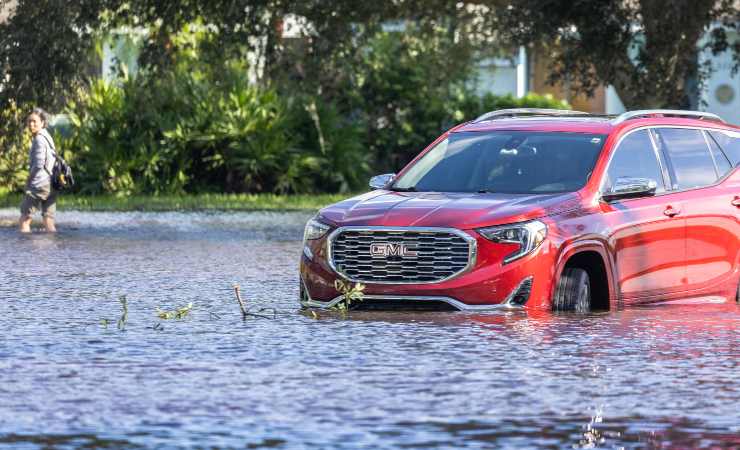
[{"left": 553, "top": 267, "right": 591, "bottom": 312}]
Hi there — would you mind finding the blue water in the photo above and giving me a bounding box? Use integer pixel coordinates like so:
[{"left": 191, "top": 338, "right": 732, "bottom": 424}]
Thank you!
[{"left": 0, "top": 209, "right": 738, "bottom": 449}]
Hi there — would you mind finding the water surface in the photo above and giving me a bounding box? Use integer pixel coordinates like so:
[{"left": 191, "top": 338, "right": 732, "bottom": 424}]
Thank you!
[{"left": 0, "top": 209, "right": 738, "bottom": 449}]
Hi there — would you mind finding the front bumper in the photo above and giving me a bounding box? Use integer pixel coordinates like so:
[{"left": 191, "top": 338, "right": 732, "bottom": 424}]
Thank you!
[
  {"left": 300, "top": 229, "right": 557, "bottom": 310},
  {"left": 300, "top": 277, "right": 535, "bottom": 311}
]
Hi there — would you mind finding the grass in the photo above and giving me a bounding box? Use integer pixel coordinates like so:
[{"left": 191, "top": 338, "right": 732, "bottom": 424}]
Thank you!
[{"left": 0, "top": 192, "right": 356, "bottom": 212}]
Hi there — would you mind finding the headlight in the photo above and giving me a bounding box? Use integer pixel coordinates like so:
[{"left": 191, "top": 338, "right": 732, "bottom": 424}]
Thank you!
[
  {"left": 303, "top": 217, "right": 330, "bottom": 242},
  {"left": 476, "top": 220, "right": 547, "bottom": 264}
]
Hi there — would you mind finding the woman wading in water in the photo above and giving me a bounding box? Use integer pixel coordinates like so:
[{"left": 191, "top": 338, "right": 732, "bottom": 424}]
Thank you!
[{"left": 19, "top": 108, "right": 57, "bottom": 233}]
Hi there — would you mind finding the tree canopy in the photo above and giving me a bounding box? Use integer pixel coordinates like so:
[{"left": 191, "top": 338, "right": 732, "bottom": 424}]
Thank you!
[
  {"left": 1, "top": 1, "right": 739, "bottom": 119},
  {"left": 0, "top": 0, "right": 115, "bottom": 109},
  {"left": 496, "top": 0, "right": 740, "bottom": 109},
  {"left": 0, "top": 1, "right": 479, "bottom": 108}
]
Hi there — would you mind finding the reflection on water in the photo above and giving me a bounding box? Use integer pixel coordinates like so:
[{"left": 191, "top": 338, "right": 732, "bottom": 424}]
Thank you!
[{"left": 0, "top": 208, "right": 738, "bottom": 449}]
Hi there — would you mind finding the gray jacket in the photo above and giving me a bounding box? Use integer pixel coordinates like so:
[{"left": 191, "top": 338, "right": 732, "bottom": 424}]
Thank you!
[{"left": 27, "top": 128, "right": 56, "bottom": 190}]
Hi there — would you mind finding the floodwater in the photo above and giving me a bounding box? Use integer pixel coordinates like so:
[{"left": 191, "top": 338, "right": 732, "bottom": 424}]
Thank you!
[{"left": 0, "top": 208, "right": 738, "bottom": 449}]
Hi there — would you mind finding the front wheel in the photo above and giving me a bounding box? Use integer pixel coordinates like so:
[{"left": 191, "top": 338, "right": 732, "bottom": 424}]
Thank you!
[{"left": 553, "top": 267, "right": 591, "bottom": 312}]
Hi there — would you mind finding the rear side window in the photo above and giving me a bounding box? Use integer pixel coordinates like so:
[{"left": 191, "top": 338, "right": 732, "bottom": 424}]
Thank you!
[
  {"left": 705, "top": 132, "right": 733, "bottom": 177},
  {"left": 605, "top": 129, "right": 665, "bottom": 193},
  {"left": 655, "top": 128, "right": 717, "bottom": 190},
  {"left": 709, "top": 130, "right": 740, "bottom": 167}
]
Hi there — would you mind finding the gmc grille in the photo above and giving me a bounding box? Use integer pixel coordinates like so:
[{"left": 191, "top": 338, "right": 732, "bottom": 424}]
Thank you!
[{"left": 329, "top": 228, "right": 476, "bottom": 284}]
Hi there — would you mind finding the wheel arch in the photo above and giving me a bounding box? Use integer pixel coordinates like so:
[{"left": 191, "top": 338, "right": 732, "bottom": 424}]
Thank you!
[{"left": 552, "top": 240, "right": 617, "bottom": 310}]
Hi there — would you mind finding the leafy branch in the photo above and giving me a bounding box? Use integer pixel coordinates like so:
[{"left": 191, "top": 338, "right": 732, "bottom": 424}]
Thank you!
[
  {"left": 156, "top": 302, "right": 193, "bottom": 320},
  {"left": 332, "top": 279, "right": 366, "bottom": 312}
]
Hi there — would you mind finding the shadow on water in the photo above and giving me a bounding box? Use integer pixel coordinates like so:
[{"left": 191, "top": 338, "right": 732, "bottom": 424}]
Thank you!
[
  {"left": 3, "top": 415, "right": 739, "bottom": 449},
  {"left": 0, "top": 434, "right": 143, "bottom": 449},
  {"left": 0, "top": 209, "right": 738, "bottom": 449}
]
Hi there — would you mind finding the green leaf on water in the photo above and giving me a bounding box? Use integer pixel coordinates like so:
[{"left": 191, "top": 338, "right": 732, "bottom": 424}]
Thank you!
[
  {"left": 157, "top": 302, "right": 194, "bottom": 320},
  {"left": 156, "top": 308, "right": 174, "bottom": 320}
]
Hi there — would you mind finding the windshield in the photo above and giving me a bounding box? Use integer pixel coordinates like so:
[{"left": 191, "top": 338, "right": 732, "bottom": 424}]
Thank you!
[{"left": 392, "top": 131, "right": 607, "bottom": 194}]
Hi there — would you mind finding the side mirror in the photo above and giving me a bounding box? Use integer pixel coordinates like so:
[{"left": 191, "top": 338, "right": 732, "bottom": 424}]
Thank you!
[
  {"left": 369, "top": 173, "right": 395, "bottom": 190},
  {"left": 602, "top": 177, "right": 658, "bottom": 202}
]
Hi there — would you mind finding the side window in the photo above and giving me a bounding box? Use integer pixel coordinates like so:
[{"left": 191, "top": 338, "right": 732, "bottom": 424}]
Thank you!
[
  {"left": 709, "top": 130, "right": 740, "bottom": 168},
  {"left": 656, "top": 128, "right": 718, "bottom": 189},
  {"left": 705, "top": 132, "right": 733, "bottom": 177},
  {"left": 605, "top": 129, "right": 666, "bottom": 193}
]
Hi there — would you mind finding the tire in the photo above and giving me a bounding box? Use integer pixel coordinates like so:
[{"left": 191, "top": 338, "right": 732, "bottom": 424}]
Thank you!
[
  {"left": 736, "top": 278, "right": 740, "bottom": 303},
  {"left": 553, "top": 267, "right": 591, "bottom": 312}
]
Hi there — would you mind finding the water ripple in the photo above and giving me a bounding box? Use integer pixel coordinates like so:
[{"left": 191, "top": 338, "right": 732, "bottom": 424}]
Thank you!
[{"left": 0, "top": 210, "right": 738, "bottom": 448}]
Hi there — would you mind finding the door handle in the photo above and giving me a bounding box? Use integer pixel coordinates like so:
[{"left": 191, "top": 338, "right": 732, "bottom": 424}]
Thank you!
[
  {"left": 732, "top": 196, "right": 740, "bottom": 208},
  {"left": 663, "top": 206, "right": 681, "bottom": 217}
]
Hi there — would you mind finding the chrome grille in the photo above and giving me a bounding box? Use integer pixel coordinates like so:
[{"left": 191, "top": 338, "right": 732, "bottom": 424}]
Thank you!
[{"left": 329, "top": 227, "right": 475, "bottom": 284}]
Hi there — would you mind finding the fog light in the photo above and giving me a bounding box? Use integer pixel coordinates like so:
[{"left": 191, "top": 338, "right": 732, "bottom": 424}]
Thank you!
[{"left": 504, "top": 277, "right": 534, "bottom": 306}]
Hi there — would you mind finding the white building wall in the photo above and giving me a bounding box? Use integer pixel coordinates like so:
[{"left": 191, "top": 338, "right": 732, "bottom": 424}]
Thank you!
[
  {"left": 474, "top": 58, "right": 517, "bottom": 97},
  {"left": 474, "top": 47, "right": 528, "bottom": 98},
  {"left": 700, "top": 30, "right": 740, "bottom": 125},
  {"left": 605, "top": 85, "right": 626, "bottom": 114}
]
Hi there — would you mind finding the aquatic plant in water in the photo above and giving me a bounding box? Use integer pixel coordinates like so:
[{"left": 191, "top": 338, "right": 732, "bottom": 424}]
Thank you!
[
  {"left": 99, "top": 295, "right": 128, "bottom": 329},
  {"left": 332, "top": 280, "right": 365, "bottom": 311},
  {"left": 156, "top": 302, "right": 193, "bottom": 320},
  {"left": 117, "top": 295, "right": 128, "bottom": 330}
]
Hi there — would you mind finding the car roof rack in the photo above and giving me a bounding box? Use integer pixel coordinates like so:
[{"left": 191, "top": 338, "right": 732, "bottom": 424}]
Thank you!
[
  {"left": 472, "top": 108, "right": 591, "bottom": 123},
  {"left": 612, "top": 109, "right": 725, "bottom": 124}
]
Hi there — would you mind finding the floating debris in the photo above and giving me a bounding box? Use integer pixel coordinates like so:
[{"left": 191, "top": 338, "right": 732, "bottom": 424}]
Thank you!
[
  {"left": 233, "top": 284, "right": 248, "bottom": 319},
  {"left": 332, "top": 279, "right": 365, "bottom": 311},
  {"left": 117, "top": 296, "right": 128, "bottom": 330},
  {"left": 156, "top": 302, "right": 193, "bottom": 320},
  {"left": 232, "top": 284, "right": 277, "bottom": 320}
]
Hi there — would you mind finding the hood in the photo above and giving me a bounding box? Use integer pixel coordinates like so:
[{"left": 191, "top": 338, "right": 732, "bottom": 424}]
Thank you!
[{"left": 319, "top": 190, "right": 583, "bottom": 229}]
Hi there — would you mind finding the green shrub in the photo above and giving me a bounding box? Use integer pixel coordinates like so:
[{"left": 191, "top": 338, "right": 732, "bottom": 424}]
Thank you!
[
  {"left": 64, "top": 79, "right": 136, "bottom": 194},
  {"left": 11, "top": 21, "right": 571, "bottom": 197},
  {"left": 63, "top": 60, "right": 369, "bottom": 195},
  {"left": 2, "top": 19, "right": 573, "bottom": 197},
  {"left": 283, "top": 96, "right": 369, "bottom": 193},
  {"left": 459, "top": 92, "right": 571, "bottom": 120},
  {"left": 161, "top": 70, "right": 295, "bottom": 193},
  {"left": 65, "top": 73, "right": 295, "bottom": 195},
  {"left": 56, "top": 20, "right": 373, "bottom": 196},
  {"left": 0, "top": 102, "right": 30, "bottom": 192},
  {"left": 352, "top": 28, "right": 475, "bottom": 171}
]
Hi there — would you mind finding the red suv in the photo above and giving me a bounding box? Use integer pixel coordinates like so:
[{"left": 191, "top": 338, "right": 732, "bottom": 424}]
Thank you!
[{"left": 300, "top": 109, "right": 740, "bottom": 311}]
